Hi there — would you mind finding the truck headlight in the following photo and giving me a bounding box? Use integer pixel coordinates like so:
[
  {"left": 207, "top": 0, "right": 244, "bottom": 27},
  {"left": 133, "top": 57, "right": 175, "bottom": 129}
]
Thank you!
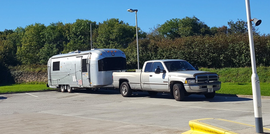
[{"left": 185, "top": 78, "right": 196, "bottom": 84}]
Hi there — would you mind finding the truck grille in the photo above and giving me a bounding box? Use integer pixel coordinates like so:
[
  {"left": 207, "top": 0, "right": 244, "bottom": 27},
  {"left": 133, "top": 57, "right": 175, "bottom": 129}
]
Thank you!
[{"left": 195, "top": 74, "right": 219, "bottom": 83}]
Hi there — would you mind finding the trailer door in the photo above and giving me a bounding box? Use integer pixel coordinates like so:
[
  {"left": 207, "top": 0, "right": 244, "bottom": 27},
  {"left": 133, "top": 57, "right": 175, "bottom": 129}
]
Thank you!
[
  {"left": 74, "top": 57, "right": 83, "bottom": 86},
  {"left": 81, "top": 58, "right": 89, "bottom": 87}
]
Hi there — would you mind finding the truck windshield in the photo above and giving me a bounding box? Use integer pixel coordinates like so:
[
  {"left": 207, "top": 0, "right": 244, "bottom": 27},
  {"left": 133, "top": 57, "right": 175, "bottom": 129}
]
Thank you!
[
  {"left": 164, "top": 61, "right": 196, "bottom": 72},
  {"left": 98, "top": 57, "right": 126, "bottom": 71}
]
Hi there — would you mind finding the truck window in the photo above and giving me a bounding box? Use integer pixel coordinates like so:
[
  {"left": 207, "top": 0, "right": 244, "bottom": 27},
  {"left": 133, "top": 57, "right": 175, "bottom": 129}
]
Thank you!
[
  {"left": 98, "top": 57, "right": 126, "bottom": 71},
  {"left": 151, "top": 62, "right": 164, "bottom": 72},
  {"left": 164, "top": 61, "right": 196, "bottom": 72},
  {"left": 144, "top": 62, "right": 152, "bottom": 72},
  {"left": 82, "top": 59, "right": 87, "bottom": 72},
  {"left": 53, "top": 61, "right": 60, "bottom": 71}
]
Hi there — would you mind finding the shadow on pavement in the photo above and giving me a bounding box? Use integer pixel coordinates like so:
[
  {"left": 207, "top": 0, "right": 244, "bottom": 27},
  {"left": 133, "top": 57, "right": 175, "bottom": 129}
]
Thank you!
[
  {"left": 71, "top": 88, "right": 252, "bottom": 102},
  {"left": 72, "top": 88, "right": 120, "bottom": 95},
  {"left": 0, "top": 96, "right": 7, "bottom": 100}
]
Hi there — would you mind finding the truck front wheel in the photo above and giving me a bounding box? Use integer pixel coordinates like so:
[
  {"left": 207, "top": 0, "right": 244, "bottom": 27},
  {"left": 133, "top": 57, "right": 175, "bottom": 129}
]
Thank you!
[
  {"left": 120, "top": 82, "right": 132, "bottom": 97},
  {"left": 173, "top": 83, "right": 185, "bottom": 101}
]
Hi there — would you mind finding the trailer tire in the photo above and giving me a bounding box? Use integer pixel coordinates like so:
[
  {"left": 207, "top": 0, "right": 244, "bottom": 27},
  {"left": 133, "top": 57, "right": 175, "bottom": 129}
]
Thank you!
[
  {"left": 173, "top": 83, "right": 185, "bottom": 101},
  {"left": 67, "top": 85, "right": 72, "bottom": 93},
  {"left": 60, "top": 85, "right": 66, "bottom": 92},
  {"left": 120, "top": 82, "right": 132, "bottom": 97}
]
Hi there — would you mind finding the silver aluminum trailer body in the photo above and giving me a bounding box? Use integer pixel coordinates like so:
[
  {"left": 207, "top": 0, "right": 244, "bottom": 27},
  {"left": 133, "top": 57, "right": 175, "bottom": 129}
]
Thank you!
[{"left": 47, "top": 49, "right": 126, "bottom": 91}]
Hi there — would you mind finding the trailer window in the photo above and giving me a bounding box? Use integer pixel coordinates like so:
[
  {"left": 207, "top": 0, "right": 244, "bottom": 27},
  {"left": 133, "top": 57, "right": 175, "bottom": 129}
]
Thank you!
[
  {"left": 53, "top": 61, "right": 60, "bottom": 71},
  {"left": 82, "top": 59, "right": 87, "bottom": 72},
  {"left": 98, "top": 57, "right": 126, "bottom": 71}
]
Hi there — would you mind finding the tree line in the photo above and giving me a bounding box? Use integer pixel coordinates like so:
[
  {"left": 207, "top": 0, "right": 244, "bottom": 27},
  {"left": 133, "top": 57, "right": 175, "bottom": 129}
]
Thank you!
[{"left": 0, "top": 16, "right": 269, "bottom": 69}]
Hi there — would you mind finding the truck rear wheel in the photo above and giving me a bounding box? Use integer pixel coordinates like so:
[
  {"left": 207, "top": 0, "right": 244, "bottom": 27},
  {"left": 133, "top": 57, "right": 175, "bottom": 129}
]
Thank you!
[
  {"left": 120, "top": 82, "right": 132, "bottom": 97},
  {"left": 173, "top": 83, "right": 185, "bottom": 101},
  {"left": 204, "top": 91, "right": 215, "bottom": 99}
]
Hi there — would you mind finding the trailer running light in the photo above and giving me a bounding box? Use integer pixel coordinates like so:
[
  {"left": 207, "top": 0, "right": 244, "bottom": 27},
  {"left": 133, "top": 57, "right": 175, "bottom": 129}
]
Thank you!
[{"left": 114, "top": 51, "right": 116, "bottom": 52}]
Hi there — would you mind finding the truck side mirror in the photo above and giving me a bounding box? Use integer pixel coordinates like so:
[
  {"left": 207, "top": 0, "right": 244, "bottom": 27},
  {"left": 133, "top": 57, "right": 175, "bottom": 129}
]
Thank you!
[
  {"left": 155, "top": 68, "right": 161, "bottom": 74},
  {"left": 163, "top": 70, "right": 166, "bottom": 73}
]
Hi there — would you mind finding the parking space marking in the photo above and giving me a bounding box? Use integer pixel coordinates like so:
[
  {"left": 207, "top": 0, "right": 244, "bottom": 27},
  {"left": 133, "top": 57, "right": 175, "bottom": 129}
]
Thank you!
[{"left": 25, "top": 93, "right": 38, "bottom": 98}]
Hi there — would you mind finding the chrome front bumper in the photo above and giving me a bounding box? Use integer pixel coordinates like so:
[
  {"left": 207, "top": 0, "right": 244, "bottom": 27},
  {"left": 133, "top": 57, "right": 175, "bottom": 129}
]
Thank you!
[{"left": 184, "top": 82, "right": 221, "bottom": 93}]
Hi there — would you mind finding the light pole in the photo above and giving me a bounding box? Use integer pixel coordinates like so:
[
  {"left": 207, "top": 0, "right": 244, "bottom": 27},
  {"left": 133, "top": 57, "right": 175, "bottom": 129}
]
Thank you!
[
  {"left": 127, "top": 8, "right": 140, "bottom": 69},
  {"left": 90, "top": 23, "right": 93, "bottom": 49},
  {"left": 245, "top": 0, "right": 263, "bottom": 133}
]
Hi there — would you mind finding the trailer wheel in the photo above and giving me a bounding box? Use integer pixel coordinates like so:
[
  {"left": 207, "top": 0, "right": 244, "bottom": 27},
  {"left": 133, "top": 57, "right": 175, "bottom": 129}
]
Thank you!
[
  {"left": 204, "top": 91, "right": 215, "bottom": 99},
  {"left": 60, "top": 86, "right": 66, "bottom": 92},
  {"left": 173, "top": 83, "right": 185, "bottom": 101},
  {"left": 67, "top": 85, "right": 72, "bottom": 93},
  {"left": 120, "top": 82, "right": 132, "bottom": 97}
]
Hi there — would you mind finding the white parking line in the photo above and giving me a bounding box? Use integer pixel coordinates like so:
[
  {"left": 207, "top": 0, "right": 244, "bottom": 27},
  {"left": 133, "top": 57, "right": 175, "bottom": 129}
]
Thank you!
[{"left": 25, "top": 93, "right": 38, "bottom": 98}]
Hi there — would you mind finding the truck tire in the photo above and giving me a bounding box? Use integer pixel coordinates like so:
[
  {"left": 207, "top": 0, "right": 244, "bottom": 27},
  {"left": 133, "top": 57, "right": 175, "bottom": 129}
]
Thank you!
[
  {"left": 204, "top": 91, "right": 215, "bottom": 99},
  {"left": 120, "top": 82, "right": 132, "bottom": 97},
  {"left": 173, "top": 83, "right": 185, "bottom": 101},
  {"left": 60, "top": 85, "right": 66, "bottom": 92},
  {"left": 148, "top": 91, "right": 157, "bottom": 97}
]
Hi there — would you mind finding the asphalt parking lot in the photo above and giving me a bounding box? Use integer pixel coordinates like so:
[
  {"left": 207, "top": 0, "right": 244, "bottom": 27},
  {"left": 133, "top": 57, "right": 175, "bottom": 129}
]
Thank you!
[{"left": 1, "top": 89, "right": 270, "bottom": 134}]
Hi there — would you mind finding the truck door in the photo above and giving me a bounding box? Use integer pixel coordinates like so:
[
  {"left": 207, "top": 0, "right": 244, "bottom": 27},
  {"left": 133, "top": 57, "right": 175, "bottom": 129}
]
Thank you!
[{"left": 149, "top": 62, "right": 169, "bottom": 91}]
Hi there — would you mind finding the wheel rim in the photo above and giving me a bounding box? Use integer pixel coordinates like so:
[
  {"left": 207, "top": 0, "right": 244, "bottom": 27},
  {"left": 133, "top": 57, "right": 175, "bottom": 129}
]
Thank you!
[{"left": 121, "top": 85, "right": 127, "bottom": 95}]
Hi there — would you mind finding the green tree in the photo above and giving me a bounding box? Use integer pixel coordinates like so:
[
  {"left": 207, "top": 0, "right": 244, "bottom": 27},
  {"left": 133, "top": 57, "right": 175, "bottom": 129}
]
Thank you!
[
  {"left": 39, "top": 22, "right": 68, "bottom": 64},
  {"left": 0, "top": 28, "right": 24, "bottom": 66},
  {"left": 228, "top": 19, "right": 248, "bottom": 34},
  {"left": 17, "top": 23, "right": 46, "bottom": 64},
  {"left": 96, "top": 18, "right": 146, "bottom": 49},
  {"left": 158, "top": 16, "right": 211, "bottom": 39},
  {"left": 63, "top": 19, "right": 98, "bottom": 53}
]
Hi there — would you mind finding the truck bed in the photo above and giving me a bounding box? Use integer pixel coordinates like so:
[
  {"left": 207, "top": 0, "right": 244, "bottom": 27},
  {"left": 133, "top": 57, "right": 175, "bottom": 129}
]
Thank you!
[{"left": 113, "top": 72, "right": 141, "bottom": 90}]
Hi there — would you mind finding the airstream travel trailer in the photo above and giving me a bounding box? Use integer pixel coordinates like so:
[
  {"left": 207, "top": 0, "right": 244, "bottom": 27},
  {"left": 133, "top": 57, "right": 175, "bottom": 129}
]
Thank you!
[{"left": 47, "top": 49, "right": 126, "bottom": 92}]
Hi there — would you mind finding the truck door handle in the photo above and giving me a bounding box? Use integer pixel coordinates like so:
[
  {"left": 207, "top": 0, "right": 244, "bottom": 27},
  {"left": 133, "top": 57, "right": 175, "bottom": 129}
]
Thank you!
[{"left": 149, "top": 75, "right": 152, "bottom": 77}]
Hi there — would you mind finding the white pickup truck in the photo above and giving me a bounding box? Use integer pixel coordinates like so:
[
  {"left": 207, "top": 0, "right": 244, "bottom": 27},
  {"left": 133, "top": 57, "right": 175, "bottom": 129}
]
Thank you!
[{"left": 113, "top": 59, "right": 221, "bottom": 101}]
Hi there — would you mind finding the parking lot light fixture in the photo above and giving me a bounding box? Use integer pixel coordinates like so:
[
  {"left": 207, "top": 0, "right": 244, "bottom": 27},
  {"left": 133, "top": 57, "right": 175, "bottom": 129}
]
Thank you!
[{"left": 127, "top": 8, "right": 139, "bottom": 69}]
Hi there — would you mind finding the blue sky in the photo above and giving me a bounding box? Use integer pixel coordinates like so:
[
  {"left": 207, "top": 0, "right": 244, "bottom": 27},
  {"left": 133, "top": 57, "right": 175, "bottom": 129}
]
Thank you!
[{"left": 1, "top": 0, "right": 269, "bottom": 35}]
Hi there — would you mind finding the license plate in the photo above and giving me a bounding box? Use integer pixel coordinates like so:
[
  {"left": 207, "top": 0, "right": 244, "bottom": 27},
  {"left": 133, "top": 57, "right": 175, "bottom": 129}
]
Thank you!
[{"left": 207, "top": 85, "right": 213, "bottom": 92}]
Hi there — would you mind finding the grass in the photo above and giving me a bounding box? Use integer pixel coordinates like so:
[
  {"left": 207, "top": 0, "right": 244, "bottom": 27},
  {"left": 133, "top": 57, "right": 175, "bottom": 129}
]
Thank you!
[
  {"left": 1, "top": 82, "right": 270, "bottom": 96},
  {"left": 200, "top": 66, "right": 270, "bottom": 83},
  {"left": 217, "top": 82, "right": 270, "bottom": 96},
  {"left": 0, "top": 84, "right": 54, "bottom": 94}
]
